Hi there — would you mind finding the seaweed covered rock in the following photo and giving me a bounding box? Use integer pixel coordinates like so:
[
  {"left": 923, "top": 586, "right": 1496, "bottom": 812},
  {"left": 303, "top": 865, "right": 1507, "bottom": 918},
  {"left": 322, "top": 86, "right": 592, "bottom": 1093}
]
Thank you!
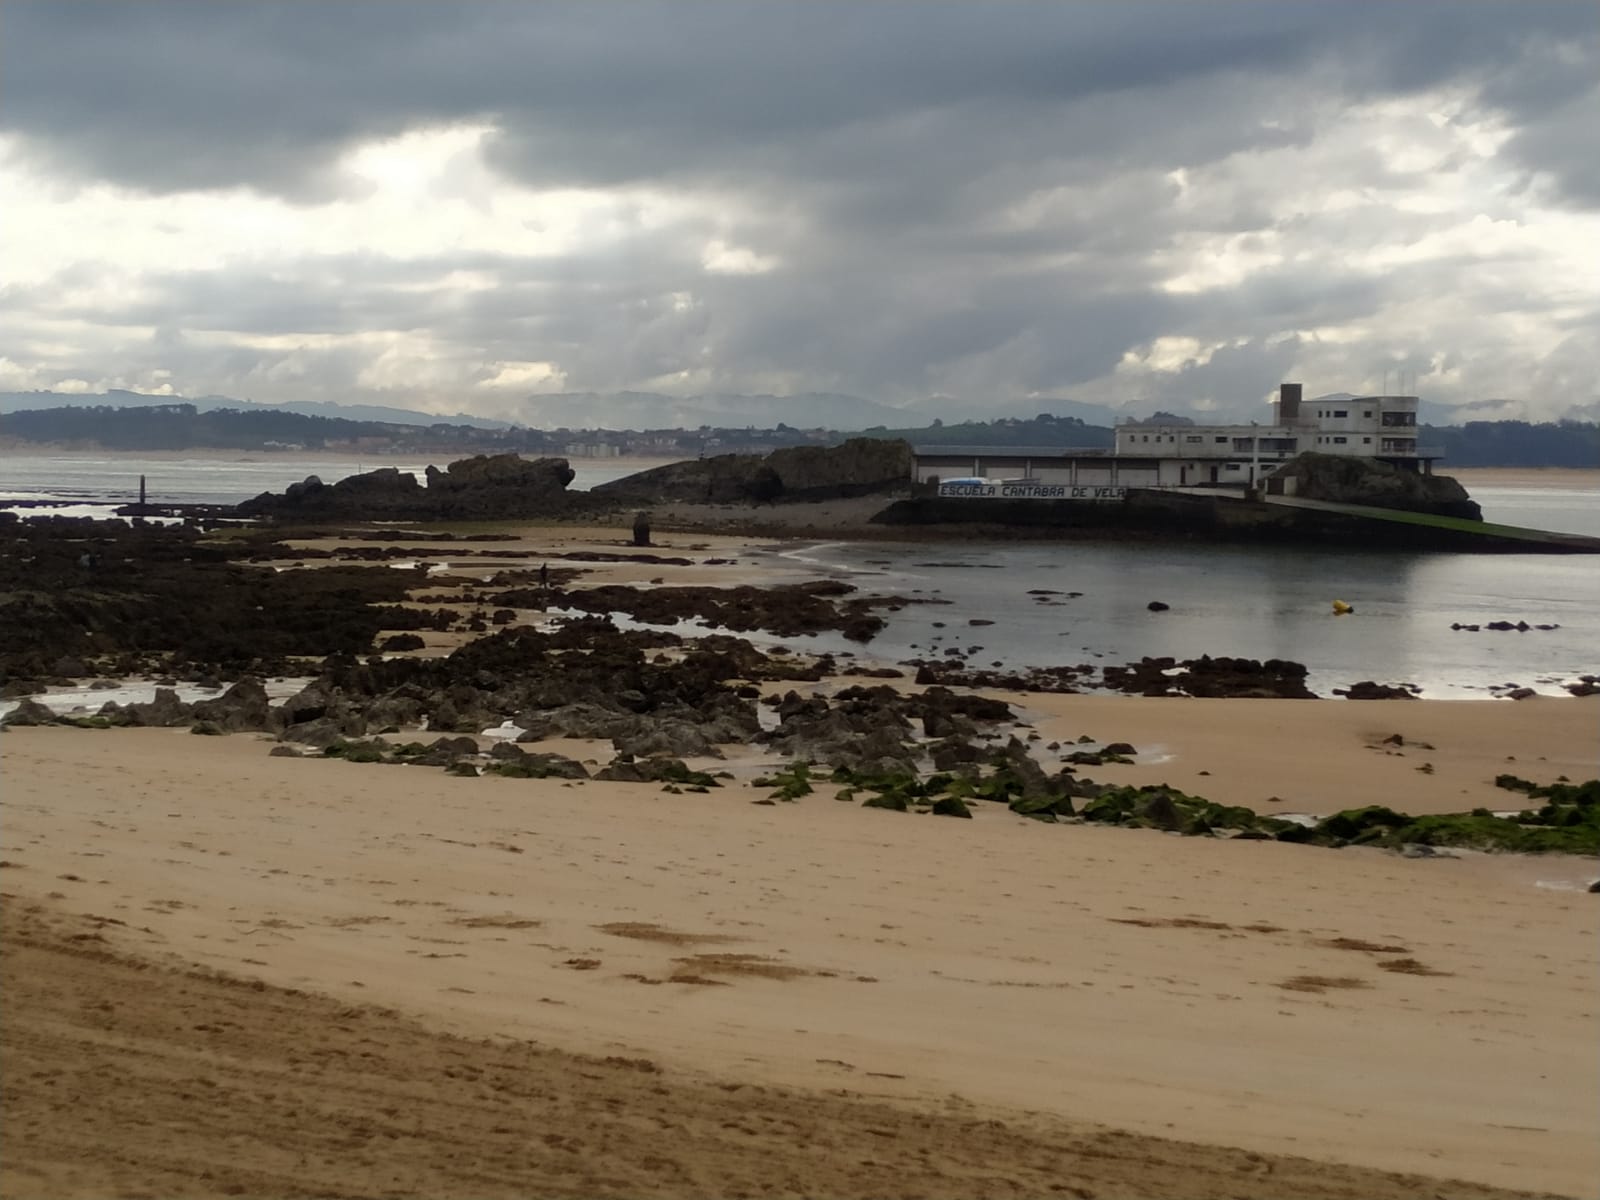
[
  {"left": 594, "top": 757, "right": 719, "bottom": 786},
  {"left": 485, "top": 743, "right": 590, "bottom": 779}
]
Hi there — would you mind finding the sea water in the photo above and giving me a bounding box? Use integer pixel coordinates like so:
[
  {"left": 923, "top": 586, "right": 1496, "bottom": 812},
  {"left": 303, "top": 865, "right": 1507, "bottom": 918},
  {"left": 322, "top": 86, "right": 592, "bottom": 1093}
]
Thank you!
[
  {"left": 0, "top": 453, "right": 648, "bottom": 509},
  {"left": 773, "top": 539, "right": 1597, "bottom": 699},
  {"left": 2, "top": 452, "right": 1594, "bottom": 698}
]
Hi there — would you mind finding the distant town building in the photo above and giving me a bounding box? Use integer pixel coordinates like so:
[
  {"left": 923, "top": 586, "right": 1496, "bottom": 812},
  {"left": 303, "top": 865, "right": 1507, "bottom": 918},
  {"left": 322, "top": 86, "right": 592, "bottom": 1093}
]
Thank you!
[{"left": 914, "top": 384, "right": 1438, "bottom": 492}]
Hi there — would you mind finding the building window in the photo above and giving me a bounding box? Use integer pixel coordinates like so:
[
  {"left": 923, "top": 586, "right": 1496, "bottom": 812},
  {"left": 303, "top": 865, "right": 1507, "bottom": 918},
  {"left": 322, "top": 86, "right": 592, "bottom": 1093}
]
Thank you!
[
  {"left": 1333, "top": 410, "right": 1348, "bottom": 418},
  {"left": 1364, "top": 411, "right": 1373, "bottom": 418},
  {"left": 1333, "top": 436, "right": 1347, "bottom": 444},
  {"left": 1363, "top": 437, "right": 1371, "bottom": 444},
  {"left": 1185, "top": 435, "right": 1203, "bottom": 443},
  {"left": 1214, "top": 436, "right": 1228, "bottom": 443},
  {"left": 1141, "top": 435, "right": 1148, "bottom": 443},
  {"left": 1225, "top": 463, "right": 1242, "bottom": 471}
]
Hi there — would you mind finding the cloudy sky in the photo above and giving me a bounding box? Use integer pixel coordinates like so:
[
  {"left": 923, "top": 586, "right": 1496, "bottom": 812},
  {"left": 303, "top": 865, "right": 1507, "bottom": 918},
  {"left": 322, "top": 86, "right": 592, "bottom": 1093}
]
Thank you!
[{"left": 2, "top": 1, "right": 1597, "bottom": 424}]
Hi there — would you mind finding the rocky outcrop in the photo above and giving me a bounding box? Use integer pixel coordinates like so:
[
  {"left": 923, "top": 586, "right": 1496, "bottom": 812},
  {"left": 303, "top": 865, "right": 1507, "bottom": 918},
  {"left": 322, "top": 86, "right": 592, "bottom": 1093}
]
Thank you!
[
  {"left": 101, "top": 687, "right": 193, "bottom": 727},
  {"left": 1273, "top": 453, "right": 1481, "bottom": 519},
  {"left": 545, "top": 581, "right": 894, "bottom": 642},
  {"left": 756, "top": 683, "right": 1016, "bottom": 776},
  {"left": 0, "top": 698, "right": 57, "bottom": 727},
  {"left": 592, "top": 438, "right": 913, "bottom": 505},
  {"left": 0, "top": 518, "right": 419, "bottom": 679},
  {"left": 1333, "top": 681, "right": 1421, "bottom": 700},
  {"left": 189, "top": 678, "right": 272, "bottom": 732},
  {"left": 1101, "top": 655, "right": 1318, "bottom": 700},
  {"left": 238, "top": 454, "right": 589, "bottom": 521}
]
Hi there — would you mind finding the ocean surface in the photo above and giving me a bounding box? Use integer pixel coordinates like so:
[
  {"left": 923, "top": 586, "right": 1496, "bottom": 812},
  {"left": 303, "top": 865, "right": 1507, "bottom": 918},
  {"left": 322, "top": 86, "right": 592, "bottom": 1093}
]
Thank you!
[
  {"left": 0, "top": 453, "right": 649, "bottom": 512},
  {"left": 2, "top": 452, "right": 1595, "bottom": 699},
  {"left": 775, "top": 539, "right": 1596, "bottom": 700}
]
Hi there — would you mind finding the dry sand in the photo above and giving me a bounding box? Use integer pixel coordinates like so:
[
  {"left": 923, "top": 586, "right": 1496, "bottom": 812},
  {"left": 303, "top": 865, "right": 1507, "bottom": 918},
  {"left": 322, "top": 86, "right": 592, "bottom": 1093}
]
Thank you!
[
  {"left": 2, "top": 902, "right": 1553, "bottom": 1200},
  {"left": 1022, "top": 693, "right": 1598, "bottom": 817},
  {"left": 3, "top": 721, "right": 1596, "bottom": 1197}
]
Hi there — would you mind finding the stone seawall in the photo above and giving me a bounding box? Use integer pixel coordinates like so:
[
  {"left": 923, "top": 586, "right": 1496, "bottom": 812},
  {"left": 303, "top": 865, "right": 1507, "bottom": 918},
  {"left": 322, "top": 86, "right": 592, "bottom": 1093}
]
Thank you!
[{"left": 872, "top": 489, "right": 1600, "bottom": 552}]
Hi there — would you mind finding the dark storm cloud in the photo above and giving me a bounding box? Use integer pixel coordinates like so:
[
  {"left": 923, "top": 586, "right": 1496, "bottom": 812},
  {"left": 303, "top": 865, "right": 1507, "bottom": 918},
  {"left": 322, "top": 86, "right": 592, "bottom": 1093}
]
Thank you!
[
  {"left": 3, "top": 2, "right": 1594, "bottom": 417},
  {"left": 4, "top": 1, "right": 1591, "bottom": 199}
]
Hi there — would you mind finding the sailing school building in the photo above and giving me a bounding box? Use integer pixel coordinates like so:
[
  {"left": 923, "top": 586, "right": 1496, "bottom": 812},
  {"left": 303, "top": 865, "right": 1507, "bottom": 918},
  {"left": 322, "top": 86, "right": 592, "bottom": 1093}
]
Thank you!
[{"left": 914, "top": 384, "right": 1439, "bottom": 496}]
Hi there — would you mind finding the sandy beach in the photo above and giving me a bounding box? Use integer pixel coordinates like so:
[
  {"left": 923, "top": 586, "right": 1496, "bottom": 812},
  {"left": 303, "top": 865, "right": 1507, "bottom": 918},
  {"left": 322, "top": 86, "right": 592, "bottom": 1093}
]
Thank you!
[
  {"left": 2, "top": 521, "right": 1597, "bottom": 1199},
  {"left": 3, "top": 705, "right": 1596, "bottom": 1198}
]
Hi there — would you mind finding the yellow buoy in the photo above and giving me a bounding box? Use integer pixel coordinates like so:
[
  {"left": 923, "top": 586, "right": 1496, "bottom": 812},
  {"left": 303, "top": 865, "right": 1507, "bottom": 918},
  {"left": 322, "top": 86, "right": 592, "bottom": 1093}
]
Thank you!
[{"left": 1331, "top": 600, "right": 1353, "bottom": 615}]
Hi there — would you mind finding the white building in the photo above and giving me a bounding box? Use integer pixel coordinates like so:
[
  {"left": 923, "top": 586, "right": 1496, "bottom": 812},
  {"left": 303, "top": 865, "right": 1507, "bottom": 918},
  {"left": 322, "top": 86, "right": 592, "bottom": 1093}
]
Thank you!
[{"left": 914, "top": 383, "right": 1439, "bottom": 491}]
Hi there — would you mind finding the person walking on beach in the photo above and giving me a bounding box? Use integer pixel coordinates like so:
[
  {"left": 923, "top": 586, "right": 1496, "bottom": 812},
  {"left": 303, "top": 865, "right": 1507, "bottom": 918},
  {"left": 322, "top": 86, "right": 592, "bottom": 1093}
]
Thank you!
[{"left": 539, "top": 562, "right": 549, "bottom": 589}]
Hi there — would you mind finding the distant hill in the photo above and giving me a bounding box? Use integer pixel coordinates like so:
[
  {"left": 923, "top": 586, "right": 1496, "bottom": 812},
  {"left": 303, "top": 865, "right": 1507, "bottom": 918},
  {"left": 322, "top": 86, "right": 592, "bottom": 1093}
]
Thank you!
[
  {"left": 0, "top": 390, "right": 511, "bottom": 430},
  {"left": 1420, "top": 421, "right": 1600, "bottom": 469},
  {"left": 496, "top": 390, "right": 915, "bottom": 431},
  {"left": 2, "top": 394, "right": 1593, "bottom": 467},
  {"left": 0, "top": 404, "right": 533, "bottom": 454},
  {"left": 855, "top": 413, "right": 1116, "bottom": 450}
]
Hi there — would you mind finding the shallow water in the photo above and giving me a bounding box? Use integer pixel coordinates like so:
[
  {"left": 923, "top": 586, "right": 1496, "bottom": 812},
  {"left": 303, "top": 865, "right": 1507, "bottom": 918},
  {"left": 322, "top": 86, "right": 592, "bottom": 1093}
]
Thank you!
[
  {"left": 3, "top": 453, "right": 1594, "bottom": 699},
  {"left": 772, "top": 539, "right": 1597, "bottom": 700}
]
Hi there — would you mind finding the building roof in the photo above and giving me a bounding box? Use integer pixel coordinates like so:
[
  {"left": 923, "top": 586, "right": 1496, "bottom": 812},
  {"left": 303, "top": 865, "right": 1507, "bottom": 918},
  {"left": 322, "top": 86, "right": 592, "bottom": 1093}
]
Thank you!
[{"left": 911, "top": 444, "right": 1113, "bottom": 458}]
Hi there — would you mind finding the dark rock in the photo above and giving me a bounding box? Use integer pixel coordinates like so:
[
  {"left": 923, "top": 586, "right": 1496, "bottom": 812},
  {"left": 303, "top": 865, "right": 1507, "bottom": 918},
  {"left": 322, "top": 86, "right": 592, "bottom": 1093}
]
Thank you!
[
  {"left": 1146, "top": 601, "right": 1170, "bottom": 612},
  {"left": 929, "top": 738, "right": 980, "bottom": 771},
  {"left": 613, "top": 720, "right": 723, "bottom": 760},
  {"left": 1334, "top": 681, "right": 1419, "bottom": 700},
  {"left": 380, "top": 633, "right": 426, "bottom": 652},
  {"left": 239, "top": 454, "right": 585, "bottom": 522},
  {"left": 1273, "top": 452, "right": 1482, "bottom": 519},
  {"left": 594, "top": 757, "right": 701, "bottom": 784},
  {"left": 114, "top": 687, "right": 194, "bottom": 727},
  {"left": 862, "top": 793, "right": 909, "bottom": 812},
  {"left": 594, "top": 438, "right": 914, "bottom": 506},
  {"left": 1100, "top": 655, "right": 1316, "bottom": 700},
  {"left": 1, "top": 698, "right": 57, "bottom": 726},
  {"left": 189, "top": 678, "right": 272, "bottom": 732},
  {"left": 1507, "top": 687, "right": 1537, "bottom": 700},
  {"left": 278, "top": 717, "right": 348, "bottom": 749},
  {"left": 268, "top": 745, "right": 302, "bottom": 758},
  {"left": 931, "top": 795, "right": 973, "bottom": 818},
  {"left": 1135, "top": 790, "right": 1184, "bottom": 831},
  {"left": 486, "top": 742, "right": 590, "bottom": 778}
]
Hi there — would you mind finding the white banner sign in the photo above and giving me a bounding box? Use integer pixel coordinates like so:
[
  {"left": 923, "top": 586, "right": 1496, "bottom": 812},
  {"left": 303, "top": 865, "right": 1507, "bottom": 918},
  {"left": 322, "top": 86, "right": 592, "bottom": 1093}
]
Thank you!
[{"left": 937, "top": 482, "right": 1128, "bottom": 500}]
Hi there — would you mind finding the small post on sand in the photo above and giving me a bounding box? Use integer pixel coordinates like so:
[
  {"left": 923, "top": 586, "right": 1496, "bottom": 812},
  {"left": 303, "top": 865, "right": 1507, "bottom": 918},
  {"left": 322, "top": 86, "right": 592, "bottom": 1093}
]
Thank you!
[{"left": 139, "top": 475, "right": 147, "bottom": 509}]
